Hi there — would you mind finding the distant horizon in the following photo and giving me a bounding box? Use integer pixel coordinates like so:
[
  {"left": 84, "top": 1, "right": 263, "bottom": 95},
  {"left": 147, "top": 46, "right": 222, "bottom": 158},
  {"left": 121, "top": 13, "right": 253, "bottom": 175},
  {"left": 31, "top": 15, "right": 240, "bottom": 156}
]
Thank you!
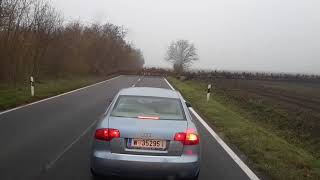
[
  {"left": 143, "top": 65, "right": 320, "bottom": 76},
  {"left": 52, "top": 0, "right": 320, "bottom": 75}
]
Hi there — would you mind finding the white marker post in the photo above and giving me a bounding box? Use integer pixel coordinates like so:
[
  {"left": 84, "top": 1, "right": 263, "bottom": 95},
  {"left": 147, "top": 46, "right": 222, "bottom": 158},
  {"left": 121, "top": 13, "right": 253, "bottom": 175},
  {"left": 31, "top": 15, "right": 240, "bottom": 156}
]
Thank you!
[
  {"left": 207, "top": 84, "right": 211, "bottom": 102},
  {"left": 30, "top": 76, "right": 34, "bottom": 97}
]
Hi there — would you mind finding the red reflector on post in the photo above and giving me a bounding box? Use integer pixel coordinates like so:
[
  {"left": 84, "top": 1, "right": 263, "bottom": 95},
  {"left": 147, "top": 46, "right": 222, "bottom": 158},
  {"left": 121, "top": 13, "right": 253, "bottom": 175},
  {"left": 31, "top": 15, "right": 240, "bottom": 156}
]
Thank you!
[
  {"left": 95, "top": 128, "right": 120, "bottom": 141},
  {"left": 137, "top": 115, "right": 160, "bottom": 120}
]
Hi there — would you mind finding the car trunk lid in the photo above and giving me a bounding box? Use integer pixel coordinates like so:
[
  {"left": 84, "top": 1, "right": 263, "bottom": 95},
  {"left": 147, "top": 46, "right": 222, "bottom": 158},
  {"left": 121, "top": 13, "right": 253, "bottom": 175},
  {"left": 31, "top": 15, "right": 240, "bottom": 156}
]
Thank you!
[{"left": 108, "top": 116, "right": 187, "bottom": 156}]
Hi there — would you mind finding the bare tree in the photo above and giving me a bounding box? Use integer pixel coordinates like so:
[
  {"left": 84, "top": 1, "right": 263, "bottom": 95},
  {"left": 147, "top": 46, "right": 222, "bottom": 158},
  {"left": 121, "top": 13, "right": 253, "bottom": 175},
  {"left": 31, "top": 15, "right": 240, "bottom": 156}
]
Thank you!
[
  {"left": 0, "top": 0, "right": 144, "bottom": 83},
  {"left": 165, "top": 40, "right": 198, "bottom": 73}
]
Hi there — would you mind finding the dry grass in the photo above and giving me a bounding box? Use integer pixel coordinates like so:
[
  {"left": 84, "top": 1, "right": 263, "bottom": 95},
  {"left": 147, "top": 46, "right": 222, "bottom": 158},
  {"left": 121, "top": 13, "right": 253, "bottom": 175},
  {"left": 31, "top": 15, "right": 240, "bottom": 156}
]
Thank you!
[{"left": 168, "top": 77, "right": 320, "bottom": 180}]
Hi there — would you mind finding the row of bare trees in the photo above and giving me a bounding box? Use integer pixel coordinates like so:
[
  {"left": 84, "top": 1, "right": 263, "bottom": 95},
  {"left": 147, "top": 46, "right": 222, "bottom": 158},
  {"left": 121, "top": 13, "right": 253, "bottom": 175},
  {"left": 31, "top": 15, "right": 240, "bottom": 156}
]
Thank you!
[
  {"left": 182, "top": 70, "right": 320, "bottom": 82},
  {"left": 140, "top": 67, "right": 320, "bottom": 82},
  {"left": 0, "top": 0, "right": 144, "bottom": 83}
]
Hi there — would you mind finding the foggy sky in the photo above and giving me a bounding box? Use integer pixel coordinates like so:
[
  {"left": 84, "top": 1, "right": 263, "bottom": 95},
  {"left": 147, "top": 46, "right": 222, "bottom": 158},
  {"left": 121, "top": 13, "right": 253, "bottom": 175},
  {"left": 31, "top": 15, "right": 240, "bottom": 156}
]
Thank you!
[{"left": 52, "top": 0, "right": 320, "bottom": 74}]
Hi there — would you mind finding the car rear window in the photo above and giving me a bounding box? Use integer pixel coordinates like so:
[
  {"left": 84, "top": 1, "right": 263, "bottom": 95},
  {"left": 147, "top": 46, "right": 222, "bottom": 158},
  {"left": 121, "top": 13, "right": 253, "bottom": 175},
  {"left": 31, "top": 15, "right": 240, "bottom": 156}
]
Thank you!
[{"left": 110, "top": 95, "right": 186, "bottom": 120}]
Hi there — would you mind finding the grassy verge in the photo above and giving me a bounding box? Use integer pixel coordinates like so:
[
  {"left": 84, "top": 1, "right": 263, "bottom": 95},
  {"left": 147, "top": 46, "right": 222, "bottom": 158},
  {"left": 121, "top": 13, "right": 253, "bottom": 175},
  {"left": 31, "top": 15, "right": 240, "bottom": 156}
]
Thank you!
[
  {"left": 0, "top": 75, "right": 114, "bottom": 111},
  {"left": 168, "top": 77, "right": 320, "bottom": 180}
]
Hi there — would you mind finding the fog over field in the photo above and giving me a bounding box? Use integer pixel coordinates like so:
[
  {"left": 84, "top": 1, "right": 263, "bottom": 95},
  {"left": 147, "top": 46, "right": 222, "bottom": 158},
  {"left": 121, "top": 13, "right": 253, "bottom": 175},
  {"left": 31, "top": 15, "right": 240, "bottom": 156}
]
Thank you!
[{"left": 52, "top": 0, "right": 320, "bottom": 74}]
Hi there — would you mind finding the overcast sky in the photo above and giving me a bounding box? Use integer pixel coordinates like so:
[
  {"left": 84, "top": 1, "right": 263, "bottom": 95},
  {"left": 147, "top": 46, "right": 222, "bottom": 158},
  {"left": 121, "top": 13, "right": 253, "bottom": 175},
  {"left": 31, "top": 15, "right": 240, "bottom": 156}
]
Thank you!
[{"left": 51, "top": 0, "right": 320, "bottom": 74}]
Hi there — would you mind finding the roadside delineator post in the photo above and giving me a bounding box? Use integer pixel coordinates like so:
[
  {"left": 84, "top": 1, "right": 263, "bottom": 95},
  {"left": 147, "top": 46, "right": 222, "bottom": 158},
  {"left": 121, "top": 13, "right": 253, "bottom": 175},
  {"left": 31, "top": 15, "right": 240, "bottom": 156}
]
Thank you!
[
  {"left": 30, "top": 76, "right": 34, "bottom": 97},
  {"left": 207, "top": 84, "right": 211, "bottom": 102}
]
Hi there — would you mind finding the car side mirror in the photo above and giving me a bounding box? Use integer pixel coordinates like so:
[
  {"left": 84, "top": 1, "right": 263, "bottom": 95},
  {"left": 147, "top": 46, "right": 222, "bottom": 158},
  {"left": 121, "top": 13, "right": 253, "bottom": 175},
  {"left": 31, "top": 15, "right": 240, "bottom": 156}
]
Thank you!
[{"left": 185, "top": 101, "right": 192, "bottom": 108}]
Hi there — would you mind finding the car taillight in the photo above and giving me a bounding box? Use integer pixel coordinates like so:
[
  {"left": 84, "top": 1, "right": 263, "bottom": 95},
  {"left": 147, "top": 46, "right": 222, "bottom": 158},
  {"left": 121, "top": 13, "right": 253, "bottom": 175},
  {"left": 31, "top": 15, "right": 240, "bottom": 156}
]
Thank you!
[
  {"left": 95, "top": 128, "right": 120, "bottom": 141},
  {"left": 174, "top": 130, "right": 200, "bottom": 145},
  {"left": 174, "top": 132, "right": 186, "bottom": 142},
  {"left": 185, "top": 133, "right": 199, "bottom": 145}
]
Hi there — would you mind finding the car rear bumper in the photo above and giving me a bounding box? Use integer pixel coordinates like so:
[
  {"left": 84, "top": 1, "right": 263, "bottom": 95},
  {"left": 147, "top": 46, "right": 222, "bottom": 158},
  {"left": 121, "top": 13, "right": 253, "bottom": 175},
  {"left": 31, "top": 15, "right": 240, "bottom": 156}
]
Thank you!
[{"left": 91, "top": 150, "right": 200, "bottom": 178}]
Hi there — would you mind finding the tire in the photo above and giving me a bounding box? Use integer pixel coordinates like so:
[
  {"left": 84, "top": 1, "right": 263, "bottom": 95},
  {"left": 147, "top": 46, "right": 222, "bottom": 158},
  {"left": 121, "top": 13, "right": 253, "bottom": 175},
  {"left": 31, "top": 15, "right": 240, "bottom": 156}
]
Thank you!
[
  {"left": 185, "top": 171, "right": 200, "bottom": 180},
  {"left": 91, "top": 168, "right": 115, "bottom": 180},
  {"left": 90, "top": 168, "right": 102, "bottom": 180}
]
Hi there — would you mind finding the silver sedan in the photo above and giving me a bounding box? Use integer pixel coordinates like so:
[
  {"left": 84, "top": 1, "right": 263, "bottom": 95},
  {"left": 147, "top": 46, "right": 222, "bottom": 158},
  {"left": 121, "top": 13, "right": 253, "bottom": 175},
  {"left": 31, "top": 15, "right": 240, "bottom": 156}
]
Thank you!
[{"left": 90, "top": 87, "right": 201, "bottom": 180}]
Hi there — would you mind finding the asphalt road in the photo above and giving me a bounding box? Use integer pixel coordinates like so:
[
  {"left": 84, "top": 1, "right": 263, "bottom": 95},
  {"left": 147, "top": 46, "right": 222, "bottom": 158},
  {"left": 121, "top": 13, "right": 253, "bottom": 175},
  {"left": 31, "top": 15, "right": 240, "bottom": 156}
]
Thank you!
[{"left": 0, "top": 75, "right": 252, "bottom": 180}]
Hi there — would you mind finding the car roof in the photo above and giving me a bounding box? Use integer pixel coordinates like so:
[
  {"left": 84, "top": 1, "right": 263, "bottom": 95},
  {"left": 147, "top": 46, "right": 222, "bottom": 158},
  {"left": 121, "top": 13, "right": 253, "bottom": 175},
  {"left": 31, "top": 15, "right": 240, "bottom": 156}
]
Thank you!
[{"left": 119, "top": 87, "right": 180, "bottom": 99}]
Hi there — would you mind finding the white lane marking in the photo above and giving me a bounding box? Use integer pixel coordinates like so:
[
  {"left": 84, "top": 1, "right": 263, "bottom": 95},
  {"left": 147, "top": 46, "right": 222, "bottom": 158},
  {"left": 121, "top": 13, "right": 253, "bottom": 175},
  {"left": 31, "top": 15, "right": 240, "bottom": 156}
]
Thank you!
[
  {"left": 164, "top": 78, "right": 260, "bottom": 180},
  {"left": 131, "top": 76, "right": 142, "bottom": 87},
  {"left": 45, "top": 119, "right": 98, "bottom": 170},
  {"left": 44, "top": 76, "right": 128, "bottom": 170},
  {"left": 0, "top": 76, "right": 121, "bottom": 116}
]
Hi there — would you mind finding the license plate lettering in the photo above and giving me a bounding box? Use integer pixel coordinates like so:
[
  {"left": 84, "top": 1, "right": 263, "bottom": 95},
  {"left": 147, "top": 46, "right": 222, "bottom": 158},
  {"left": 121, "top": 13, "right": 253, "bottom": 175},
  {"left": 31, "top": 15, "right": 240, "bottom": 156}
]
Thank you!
[{"left": 129, "top": 139, "right": 166, "bottom": 150}]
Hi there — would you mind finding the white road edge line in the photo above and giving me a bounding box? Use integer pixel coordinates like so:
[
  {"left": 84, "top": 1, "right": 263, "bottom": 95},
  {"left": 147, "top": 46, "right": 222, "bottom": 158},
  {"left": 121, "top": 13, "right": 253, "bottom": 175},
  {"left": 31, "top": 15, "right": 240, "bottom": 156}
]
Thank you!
[
  {"left": 189, "top": 108, "right": 260, "bottom": 180},
  {"left": 164, "top": 78, "right": 260, "bottom": 180},
  {"left": 0, "top": 75, "right": 121, "bottom": 116},
  {"left": 45, "top": 119, "right": 98, "bottom": 170},
  {"left": 163, "top": 78, "right": 175, "bottom": 90}
]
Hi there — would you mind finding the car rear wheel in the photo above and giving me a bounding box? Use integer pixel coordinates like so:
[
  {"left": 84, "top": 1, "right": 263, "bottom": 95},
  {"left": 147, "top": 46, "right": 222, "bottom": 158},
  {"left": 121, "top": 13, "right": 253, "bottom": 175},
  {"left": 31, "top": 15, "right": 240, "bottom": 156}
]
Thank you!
[
  {"left": 90, "top": 168, "right": 98, "bottom": 178},
  {"left": 183, "top": 171, "right": 199, "bottom": 180},
  {"left": 90, "top": 168, "right": 104, "bottom": 180},
  {"left": 91, "top": 168, "right": 116, "bottom": 180}
]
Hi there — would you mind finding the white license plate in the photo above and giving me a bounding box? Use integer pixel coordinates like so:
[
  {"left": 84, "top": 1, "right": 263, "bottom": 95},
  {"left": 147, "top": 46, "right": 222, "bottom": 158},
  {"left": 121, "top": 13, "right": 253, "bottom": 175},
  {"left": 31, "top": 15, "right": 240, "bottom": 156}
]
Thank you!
[{"left": 128, "top": 139, "right": 166, "bottom": 150}]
